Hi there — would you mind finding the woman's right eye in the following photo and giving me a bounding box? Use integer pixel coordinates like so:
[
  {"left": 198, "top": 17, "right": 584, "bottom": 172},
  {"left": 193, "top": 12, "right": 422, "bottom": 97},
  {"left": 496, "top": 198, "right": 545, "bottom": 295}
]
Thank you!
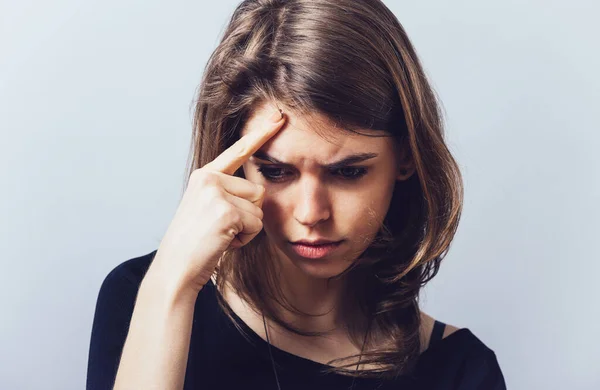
[{"left": 256, "top": 166, "right": 291, "bottom": 182}]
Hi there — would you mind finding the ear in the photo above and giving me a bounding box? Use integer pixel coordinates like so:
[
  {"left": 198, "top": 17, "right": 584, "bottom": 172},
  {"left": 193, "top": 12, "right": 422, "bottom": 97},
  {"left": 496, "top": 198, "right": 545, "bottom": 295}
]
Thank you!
[
  {"left": 396, "top": 163, "right": 416, "bottom": 181},
  {"left": 395, "top": 141, "right": 416, "bottom": 181}
]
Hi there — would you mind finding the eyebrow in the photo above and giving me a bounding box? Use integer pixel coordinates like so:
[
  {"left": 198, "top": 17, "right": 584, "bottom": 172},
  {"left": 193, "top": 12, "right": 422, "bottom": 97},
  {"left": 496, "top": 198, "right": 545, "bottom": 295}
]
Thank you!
[{"left": 252, "top": 151, "right": 379, "bottom": 170}]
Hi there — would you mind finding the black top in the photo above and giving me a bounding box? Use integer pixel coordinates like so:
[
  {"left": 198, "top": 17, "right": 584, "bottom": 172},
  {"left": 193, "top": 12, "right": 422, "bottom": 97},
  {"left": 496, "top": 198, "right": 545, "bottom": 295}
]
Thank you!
[{"left": 87, "top": 250, "right": 507, "bottom": 390}]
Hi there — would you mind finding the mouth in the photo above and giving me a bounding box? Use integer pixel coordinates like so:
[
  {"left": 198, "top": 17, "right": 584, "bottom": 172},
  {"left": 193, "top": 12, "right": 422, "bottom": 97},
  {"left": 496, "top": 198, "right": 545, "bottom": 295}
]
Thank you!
[
  {"left": 291, "top": 238, "right": 341, "bottom": 245},
  {"left": 288, "top": 240, "right": 343, "bottom": 259}
]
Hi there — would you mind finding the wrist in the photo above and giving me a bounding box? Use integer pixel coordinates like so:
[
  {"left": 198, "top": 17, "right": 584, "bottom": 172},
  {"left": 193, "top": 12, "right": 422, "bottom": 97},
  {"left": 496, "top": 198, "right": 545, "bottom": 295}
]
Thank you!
[{"left": 140, "top": 263, "right": 201, "bottom": 306}]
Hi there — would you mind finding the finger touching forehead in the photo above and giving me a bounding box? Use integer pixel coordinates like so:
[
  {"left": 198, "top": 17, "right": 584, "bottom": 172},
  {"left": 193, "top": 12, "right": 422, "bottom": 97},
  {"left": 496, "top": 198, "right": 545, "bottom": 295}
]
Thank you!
[
  {"left": 241, "top": 102, "right": 397, "bottom": 170},
  {"left": 241, "top": 101, "right": 289, "bottom": 137},
  {"left": 242, "top": 101, "right": 347, "bottom": 146}
]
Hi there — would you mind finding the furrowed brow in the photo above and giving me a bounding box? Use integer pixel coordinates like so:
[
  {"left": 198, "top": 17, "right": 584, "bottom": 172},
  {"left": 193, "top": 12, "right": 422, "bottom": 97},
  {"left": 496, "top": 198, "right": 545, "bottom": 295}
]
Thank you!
[{"left": 252, "top": 151, "right": 378, "bottom": 170}]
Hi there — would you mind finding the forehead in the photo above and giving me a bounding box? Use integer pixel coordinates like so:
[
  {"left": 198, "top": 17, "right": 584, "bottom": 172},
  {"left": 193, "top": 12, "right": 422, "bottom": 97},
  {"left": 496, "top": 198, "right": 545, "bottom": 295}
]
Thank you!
[{"left": 241, "top": 103, "right": 395, "bottom": 162}]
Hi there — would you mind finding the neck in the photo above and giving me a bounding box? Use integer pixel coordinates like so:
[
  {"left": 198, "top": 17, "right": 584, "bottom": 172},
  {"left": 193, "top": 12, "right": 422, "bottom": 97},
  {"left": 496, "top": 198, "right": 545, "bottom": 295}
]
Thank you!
[{"left": 271, "top": 254, "right": 351, "bottom": 334}]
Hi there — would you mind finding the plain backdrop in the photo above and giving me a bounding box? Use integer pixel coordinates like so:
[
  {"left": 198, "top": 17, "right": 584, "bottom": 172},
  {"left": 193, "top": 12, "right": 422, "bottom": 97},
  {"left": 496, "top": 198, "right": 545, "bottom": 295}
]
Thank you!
[{"left": 1, "top": 0, "right": 598, "bottom": 389}]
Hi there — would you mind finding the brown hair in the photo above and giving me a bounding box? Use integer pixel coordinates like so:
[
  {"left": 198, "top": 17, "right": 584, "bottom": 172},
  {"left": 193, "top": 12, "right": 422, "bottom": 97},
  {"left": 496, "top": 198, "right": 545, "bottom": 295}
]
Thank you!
[{"left": 185, "top": 0, "right": 463, "bottom": 379}]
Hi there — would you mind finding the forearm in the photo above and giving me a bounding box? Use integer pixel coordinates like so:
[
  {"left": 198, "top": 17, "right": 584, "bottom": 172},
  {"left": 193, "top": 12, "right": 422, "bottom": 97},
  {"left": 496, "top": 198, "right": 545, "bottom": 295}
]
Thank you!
[{"left": 113, "top": 265, "right": 200, "bottom": 390}]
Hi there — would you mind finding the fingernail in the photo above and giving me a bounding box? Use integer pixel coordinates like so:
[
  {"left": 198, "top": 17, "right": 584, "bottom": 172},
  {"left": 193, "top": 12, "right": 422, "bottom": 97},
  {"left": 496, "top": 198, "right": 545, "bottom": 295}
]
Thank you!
[{"left": 270, "top": 108, "right": 283, "bottom": 122}]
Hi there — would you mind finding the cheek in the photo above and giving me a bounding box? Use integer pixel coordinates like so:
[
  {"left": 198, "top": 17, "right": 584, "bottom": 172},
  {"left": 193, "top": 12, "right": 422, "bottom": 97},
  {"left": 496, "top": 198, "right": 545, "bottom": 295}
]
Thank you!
[
  {"left": 344, "top": 200, "right": 385, "bottom": 236},
  {"left": 342, "top": 186, "right": 395, "bottom": 240},
  {"left": 260, "top": 196, "right": 286, "bottom": 233}
]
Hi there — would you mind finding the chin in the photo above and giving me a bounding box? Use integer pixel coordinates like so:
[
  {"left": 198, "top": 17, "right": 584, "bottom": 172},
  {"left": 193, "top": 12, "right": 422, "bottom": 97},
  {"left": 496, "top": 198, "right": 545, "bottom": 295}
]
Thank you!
[{"left": 291, "top": 261, "right": 352, "bottom": 280}]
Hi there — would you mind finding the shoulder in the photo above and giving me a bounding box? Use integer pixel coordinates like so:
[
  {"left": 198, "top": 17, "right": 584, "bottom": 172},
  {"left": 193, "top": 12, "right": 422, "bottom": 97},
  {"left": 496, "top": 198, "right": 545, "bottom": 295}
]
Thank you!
[
  {"left": 87, "top": 250, "right": 159, "bottom": 388},
  {"left": 93, "top": 249, "right": 158, "bottom": 315},
  {"left": 94, "top": 249, "right": 218, "bottom": 319},
  {"left": 417, "top": 312, "right": 506, "bottom": 389},
  {"left": 96, "top": 249, "right": 158, "bottom": 301},
  {"left": 419, "top": 311, "right": 461, "bottom": 351},
  {"left": 102, "top": 249, "right": 158, "bottom": 287}
]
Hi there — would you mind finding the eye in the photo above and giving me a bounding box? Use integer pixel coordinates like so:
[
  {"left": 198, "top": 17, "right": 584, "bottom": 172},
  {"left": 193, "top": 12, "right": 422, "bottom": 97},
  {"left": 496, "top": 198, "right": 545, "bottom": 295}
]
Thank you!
[
  {"left": 256, "top": 165, "right": 368, "bottom": 182},
  {"left": 334, "top": 167, "right": 368, "bottom": 180},
  {"left": 256, "top": 166, "right": 292, "bottom": 182}
]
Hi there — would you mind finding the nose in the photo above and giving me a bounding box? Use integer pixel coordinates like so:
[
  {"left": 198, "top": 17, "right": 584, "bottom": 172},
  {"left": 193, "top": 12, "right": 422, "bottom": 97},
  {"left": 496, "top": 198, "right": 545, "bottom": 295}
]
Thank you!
[{"left": 292, "top": 176, "right": 331, "bottom": 227}]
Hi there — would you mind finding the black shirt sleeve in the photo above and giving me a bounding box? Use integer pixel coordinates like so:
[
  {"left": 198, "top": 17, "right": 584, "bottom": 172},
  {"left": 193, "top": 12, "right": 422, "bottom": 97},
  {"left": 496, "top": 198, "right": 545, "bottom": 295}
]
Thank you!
[
  {"left": 455, "top": 347, "right": 507, "bottom": 390},
  {"left": 86, "top": 253, "right": 153, "bottom": 390}
]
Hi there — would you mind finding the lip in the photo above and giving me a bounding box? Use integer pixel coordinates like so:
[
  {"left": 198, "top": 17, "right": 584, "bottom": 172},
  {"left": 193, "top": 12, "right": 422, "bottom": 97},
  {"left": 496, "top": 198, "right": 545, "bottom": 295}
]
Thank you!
[
  {"left": 291, "top": 239, "right": 341, "bottom": 245},
  {"left": 289, "top": 240, "right": 343, "bottom": 259}
]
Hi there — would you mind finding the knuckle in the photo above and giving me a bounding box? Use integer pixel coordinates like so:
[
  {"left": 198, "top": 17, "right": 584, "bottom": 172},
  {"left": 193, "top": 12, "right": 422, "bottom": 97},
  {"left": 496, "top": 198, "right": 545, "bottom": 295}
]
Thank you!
[
  {"left": 192, "top": 169, "right": 217, "bottom": 186},
  {"left": 237, "top": 140, "right": 250, "bottom": 158},
  {"left": 190, "top": 168, "right": 205, "bottom": 183},
  {"left": 215, "top": 200, "right": 233, "bottom": 218},
  {"left": 256, "top": 207, "right": 264, "bottom": 219},
  {"left": 217, "top": 202, "right": 240, "bottom": 226},
  {"left": 230, "top": 211, "right": 242, "bottom": 226},
  {"left": 204, "top": 185, "right": 222, "bottom": 200},
  {"left": 248, "top": 218, "right": 263, "bottom": 235}
]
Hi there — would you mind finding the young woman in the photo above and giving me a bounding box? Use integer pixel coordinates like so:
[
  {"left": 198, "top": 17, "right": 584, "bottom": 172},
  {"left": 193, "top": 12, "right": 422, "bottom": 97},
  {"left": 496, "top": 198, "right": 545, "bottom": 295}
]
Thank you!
[{"left": 87, "top": 0, "right": 506, "bottom": 389}]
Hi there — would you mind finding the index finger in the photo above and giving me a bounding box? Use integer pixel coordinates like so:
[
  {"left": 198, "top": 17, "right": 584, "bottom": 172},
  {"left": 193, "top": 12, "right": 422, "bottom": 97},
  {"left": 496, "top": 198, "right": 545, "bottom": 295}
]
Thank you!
[{"left": 204, "top": 108, "right": 286, "bottom": 175}]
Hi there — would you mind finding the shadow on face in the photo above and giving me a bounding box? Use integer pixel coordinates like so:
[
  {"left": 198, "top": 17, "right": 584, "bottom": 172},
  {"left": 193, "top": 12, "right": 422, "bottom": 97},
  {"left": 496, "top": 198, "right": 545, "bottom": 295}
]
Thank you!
[{"left": 240, "top": 101, "right": 413, "bottom": 279}]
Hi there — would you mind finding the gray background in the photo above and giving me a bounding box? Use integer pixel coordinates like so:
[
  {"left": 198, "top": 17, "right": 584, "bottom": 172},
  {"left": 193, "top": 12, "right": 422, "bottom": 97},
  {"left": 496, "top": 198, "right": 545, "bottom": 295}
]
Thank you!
[{"left": 1, "top": 0, "right": 598, "bottom": 389}]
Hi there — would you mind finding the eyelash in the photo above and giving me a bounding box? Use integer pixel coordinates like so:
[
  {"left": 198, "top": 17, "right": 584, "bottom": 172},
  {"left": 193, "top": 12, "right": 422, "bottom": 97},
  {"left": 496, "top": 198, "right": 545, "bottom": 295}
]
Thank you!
[{"left": 256, "top": 166, "right": 369, "bottom": 183}]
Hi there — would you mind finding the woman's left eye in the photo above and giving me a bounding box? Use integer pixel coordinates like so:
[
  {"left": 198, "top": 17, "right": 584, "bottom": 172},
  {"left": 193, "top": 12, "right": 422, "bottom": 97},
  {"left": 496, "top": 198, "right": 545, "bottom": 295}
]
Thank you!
[{"left": 335, "top": 167, "right": 368, "bottom": 179}]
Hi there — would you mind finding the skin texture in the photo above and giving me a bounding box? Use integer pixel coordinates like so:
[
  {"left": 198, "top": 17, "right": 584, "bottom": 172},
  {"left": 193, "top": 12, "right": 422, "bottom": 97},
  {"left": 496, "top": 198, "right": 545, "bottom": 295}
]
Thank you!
[
  {"left": 241, "top": 103, "right": 408, "bottom": 325},
  {"left": 219, "top": 101, "right": 459, "bottom": 368},
  {"left": 242, "top": 104, "right": 407, "bottom": 281},
  {"left": 113, "top": 105, "right": 287, "bottom": 389}
]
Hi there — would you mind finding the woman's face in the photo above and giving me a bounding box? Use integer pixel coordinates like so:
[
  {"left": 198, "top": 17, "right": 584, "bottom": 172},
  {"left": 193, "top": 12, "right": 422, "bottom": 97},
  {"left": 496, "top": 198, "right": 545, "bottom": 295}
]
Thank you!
[{"left": 241, "top": 102, "right": 413, "bottom": 280}]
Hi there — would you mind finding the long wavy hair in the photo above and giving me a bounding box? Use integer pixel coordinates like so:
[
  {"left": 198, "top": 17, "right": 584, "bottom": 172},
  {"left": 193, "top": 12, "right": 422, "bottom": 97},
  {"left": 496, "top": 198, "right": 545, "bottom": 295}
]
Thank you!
[{"left": 184, "top": 0, "right": 463, "bottom": 379}]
